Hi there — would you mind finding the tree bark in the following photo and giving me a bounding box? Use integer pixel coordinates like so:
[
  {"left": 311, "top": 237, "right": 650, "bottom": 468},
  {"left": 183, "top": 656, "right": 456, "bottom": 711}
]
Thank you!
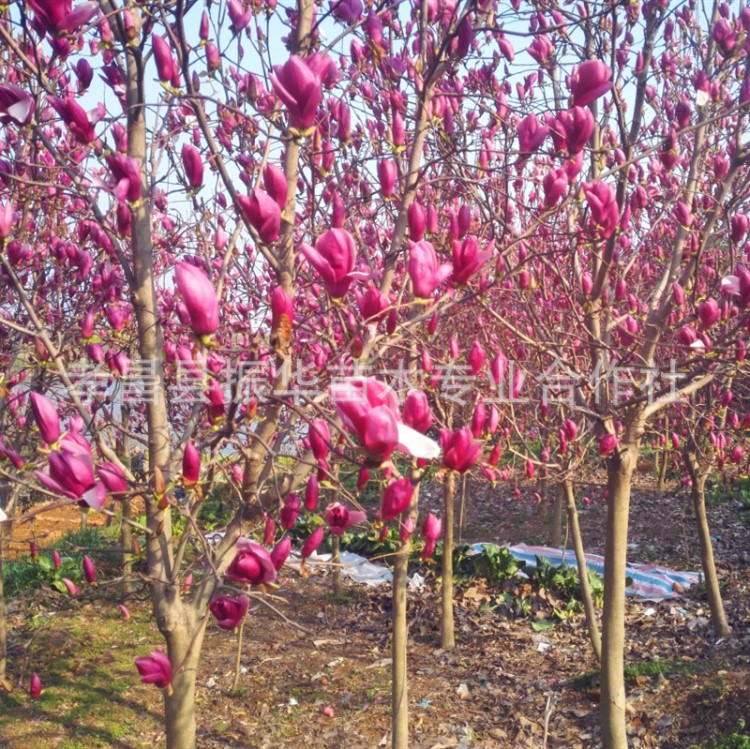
[
  {"left": 458, "top": 474, "right": 468, "bottom": 542},
  {"left": 163, "top": 617, "right": 207, "bottom": 749},
  {"left": 331, "top": 535, "right": 343, "bottom": 597},
  {"left": 685, "top": 462, "right": 730, "bottom": 638},
  {"left": 564, "top": 480, "right": 601, "bottom": 663},
  {"left": 440, "top": 472, "right": 456, "bottom": 649},
  {"left": 391, "top": 536, "right": 410, "bottom": 748},
  {"left": 600, "top": 443, "right": 637, "bottom": 749},
  {"left": 657, "top": 449, "right": 669, "bottom": 490},
  {"left": 551, "top": 483, "right": 564, "bottom": 548}
]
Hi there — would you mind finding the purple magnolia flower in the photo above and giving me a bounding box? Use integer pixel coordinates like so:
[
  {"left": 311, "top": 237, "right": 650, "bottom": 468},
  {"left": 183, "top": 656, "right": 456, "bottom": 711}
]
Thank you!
[
  {"left": 174, "top": 261, "right": 220, "bottom": 337},
  {"left": 440, "top": 428, "right": 482, "bottom": 474},
  {"left": 323, "top": 503, "right": 367, "bottom": 536},
  {"left": 0, "top": 84, "right": 34, "bottom": 126},
  {"left": 209, "top": 594, "right": 249, "bottom": 630},
  {"left": 381, "top": 478, "right": 414, "bottom": 521},
  {"left": 135, "top": 650, "right": 173, "bottom": 689},
  {"left": 270, "top": 55, "right": 330, "bottom": 132},
  {"left": 237, "top": 189, "right": 281, "bottom": 244},
  {"left": 407, "top": 240, "right": 452, "bottom": 297},
  {"left": 300, "top": 228, "right": 357, "bottom": 298},
  {"left": 570, "top": 61, "right": 613, "bottom": 107},
  {"left": 29, "top": 392, "right": 61, "bottom": 445},
  {"left": 225, "top": 539, "right": 276, "bottom": 585}
]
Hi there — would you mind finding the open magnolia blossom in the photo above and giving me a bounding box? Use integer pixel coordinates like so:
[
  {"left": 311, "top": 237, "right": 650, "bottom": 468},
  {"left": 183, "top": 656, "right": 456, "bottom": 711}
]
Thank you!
[{"left": 330, "top": 378, "right": 441, "bottom": 463}]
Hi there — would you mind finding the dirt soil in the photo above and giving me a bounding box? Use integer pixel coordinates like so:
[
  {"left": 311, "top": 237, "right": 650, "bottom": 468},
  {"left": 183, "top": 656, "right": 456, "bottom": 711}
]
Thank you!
[{"left": 1, "top": 474, "right": 749, "bottom": 748}]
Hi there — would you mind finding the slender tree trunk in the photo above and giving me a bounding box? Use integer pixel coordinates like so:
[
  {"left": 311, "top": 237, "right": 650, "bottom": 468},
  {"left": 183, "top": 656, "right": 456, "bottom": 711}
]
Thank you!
[
  {"left": 441, "top": 472, "right": 456, "bottom": 649},
  {"left": 688, "top": 469, "right": 730, "bottom": 637},
  {"left": 600, "top": 443, "right": 637, "bottom": 749},
  {"left": 551, "top": 483, "right": 564, "bottom": 548},
  {"left": 163, "top": 620, "right": 207, "bottom": 749},
  {"left": 391, "top": 536, "right": 410, "bottom": 748},
  {"left": 564, "top": 480, "right": 601, "bottom": 663},
  {"left": 331, "top": 535, "right": 342, "bottom": 597},
  {"left": 657, "top": 449, "right": 669, "bottom": 490},
  {"left": 458, "top": 474, "right": 468, "bottom": 542}
]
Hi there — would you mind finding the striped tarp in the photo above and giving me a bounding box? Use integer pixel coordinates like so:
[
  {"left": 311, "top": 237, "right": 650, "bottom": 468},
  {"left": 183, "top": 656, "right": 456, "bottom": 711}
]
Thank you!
[{"left": 472, "top": 543, "right": 702, "bottom": 602}]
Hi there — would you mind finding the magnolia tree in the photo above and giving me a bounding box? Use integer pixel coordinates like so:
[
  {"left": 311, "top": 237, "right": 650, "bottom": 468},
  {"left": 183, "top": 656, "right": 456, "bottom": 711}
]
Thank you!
[{"left": 2, "top": 0, "right": 750, "bottom": 748}]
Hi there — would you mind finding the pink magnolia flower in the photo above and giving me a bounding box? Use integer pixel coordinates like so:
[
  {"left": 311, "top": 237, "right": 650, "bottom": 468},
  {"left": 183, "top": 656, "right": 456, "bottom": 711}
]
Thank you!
[
  {"left": 422, "top": 513, "right": 442, "bottom": 558},
  {"left": 181, "top": 143, "right": 203, "bottom": 190},
  {"left": 174, "top": 262, "right": 220, "bottom": 337},
  {"left": 27, "top": 0, "right": 97, "bottom": 34},
  {"left": 451, "top": 236, "right": 491, "bottom": 285},
  {"left": 377, "top": 159, "right": 397, "bottom": 197},
  {"left": 570, "top": 61, "right": 613, "bottom": 107},
  {"left": 118, "top": 604, "right": 131, "bottom": 619},
  {"left": 440, "top": 428, "right": 482, "bottom": 473},
  {"left": 355, "top": 286, "right": 390, "bottom": 323},
  {"left": 152, "top": 35, "right": 176, "bottom": 83},
  {"left": 228, "top": 0, "right": 253, "bottom": 31},
  {"left": 36, "top": 434, "right": 104, "bottom": 508},
  {"left": 271, "top": 537, "right": 292, "bottom": 570},
  {"left": 106, "top": 154, "right": 141, "bottom": 202},
  {"left": 301, "top": 526, "right": 325, "bottom": 558},
  {"left": 280, "top": 494, "right": 301, "bottom": 529},
  {"left": 517, "top": 113, "right": 548, "bottom": 154},
  {"left": 270, "top": 54, "right": 334, "bottom": 132},
  {"left": 29, "top": 392, "right": 61, "bottom": 444},
  {"left": 407, "top": 240, "right": 452, "bottom": 297},
  {"left": 408, "top": 201, "right": 426, "bottom": 241},
  {"left": 135, "top": 650, "right": 173, "bottom": 689},
  {"left": 48, "top": 96, "right": 97, "bottom": 144},
  {"left": 263, "top": 164, "right": 288, "bottom": 209},
  {"left": 331, "top": 0, "right": 363, "bottom": 24},
  {"left": 0, "top": 84, "right": 34, "bottom": 126},
  {"left": 331, "top": 378, "right": 440, "bottom": 463},
  {"left": 182, "top": 442, "right": 200, "bottom": 484},
  {"left": 30, "top": 673, "right": 42, "bottom": 700},
  {"left": 324, "top": 503, "right": 367, "bottom": 535},
  {"left": 543, "top": 168, "right": 569, "bottom": 208},
  {"left": 300, "top": 228, "right": 357, "bottom": 298},
  {"left": 82, "top": 555, "right": 96, "bottom": 583},
  {"left": 209, "top": 594, "right": 250, "bottom": 630},
  {"left": 468, "top": 340, "right": 485, "bottom": 375},
  {"left": 304, "top": 475, "right": 319, "bottom": 511},
  {"left": 598, "top": 434, "right": 619, "bottom": 457},
  {"left": 308, "top": 419, "right": 330, "bottom": 461},
  {"left": 381, "top": 478, "right": 414, "bottom": 520},
  {"left": 402, "top": 390, "right": 433, "bottom": 434},
  {"left": 61, "top": 578, "right": 80, "bottom": 596},
  {"left": 0, "top": 202, "right": 13, "bottom": 239},
  {"left": 52, "top": 550, "right": 62, "bottom": 568},
  {"left": 582, "top": 181, "right": 618, "bottom": 239},
  {"left": 225, "top": 539, "right": 276, "bottom": 585},
  {"left": 551, "top": 106, "right": 594, "bottom": 154},
  {"left": 697, "top": 298, "right": 721, "bottom": 328},
  {"left": 237, "top": 189, "right": 281, "bottom": 244}
]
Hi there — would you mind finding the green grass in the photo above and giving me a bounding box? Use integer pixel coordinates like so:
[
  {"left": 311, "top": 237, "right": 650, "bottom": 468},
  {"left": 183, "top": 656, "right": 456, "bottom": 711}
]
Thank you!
[
  {"left": 0, "top": 603, "right": 161, "bottom": 748},
  {"left": 573, "top": 657, "right": 703, "bottom": 690},
  {"left": 692, "top": 729, "right": 750, "bottom": 749}
]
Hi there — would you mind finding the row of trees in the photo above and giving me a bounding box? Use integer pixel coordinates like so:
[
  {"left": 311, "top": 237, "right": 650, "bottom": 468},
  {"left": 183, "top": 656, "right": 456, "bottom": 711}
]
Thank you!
[{"left": 1, "top": 0, "right": 749, "bottom": 747}]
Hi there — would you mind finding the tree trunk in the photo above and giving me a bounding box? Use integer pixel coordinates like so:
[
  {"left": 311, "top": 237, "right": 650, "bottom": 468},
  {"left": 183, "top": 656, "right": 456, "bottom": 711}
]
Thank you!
[
  {"left": 600, "top": 444, "right": 636, "bottom": 749},
  {"left": 440, "top": 472, "right": 456, "bottom": 649},
  {"left": 657, "top": 449, "right": 669, "bottom": 490},
  {"left": 163, "top": 620, "right": 207, "bottom": 749},
  {"left": 564, "top": 480, "right": 601, "bottom": 663},
  {"left": 690, "top": 472, "right": 730, "bottom": 637},
  {"left": 458, "top": 474, "right": 468, "bottom": 542},
  {"left": 551, "top": 483, "right": 564, "bottom": 548},
  {"left": 391, "top": 536, "right": 410, "bottom": 749},
  {"left": 331, "top": 535, "right": 342, "bottom": 597}
]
